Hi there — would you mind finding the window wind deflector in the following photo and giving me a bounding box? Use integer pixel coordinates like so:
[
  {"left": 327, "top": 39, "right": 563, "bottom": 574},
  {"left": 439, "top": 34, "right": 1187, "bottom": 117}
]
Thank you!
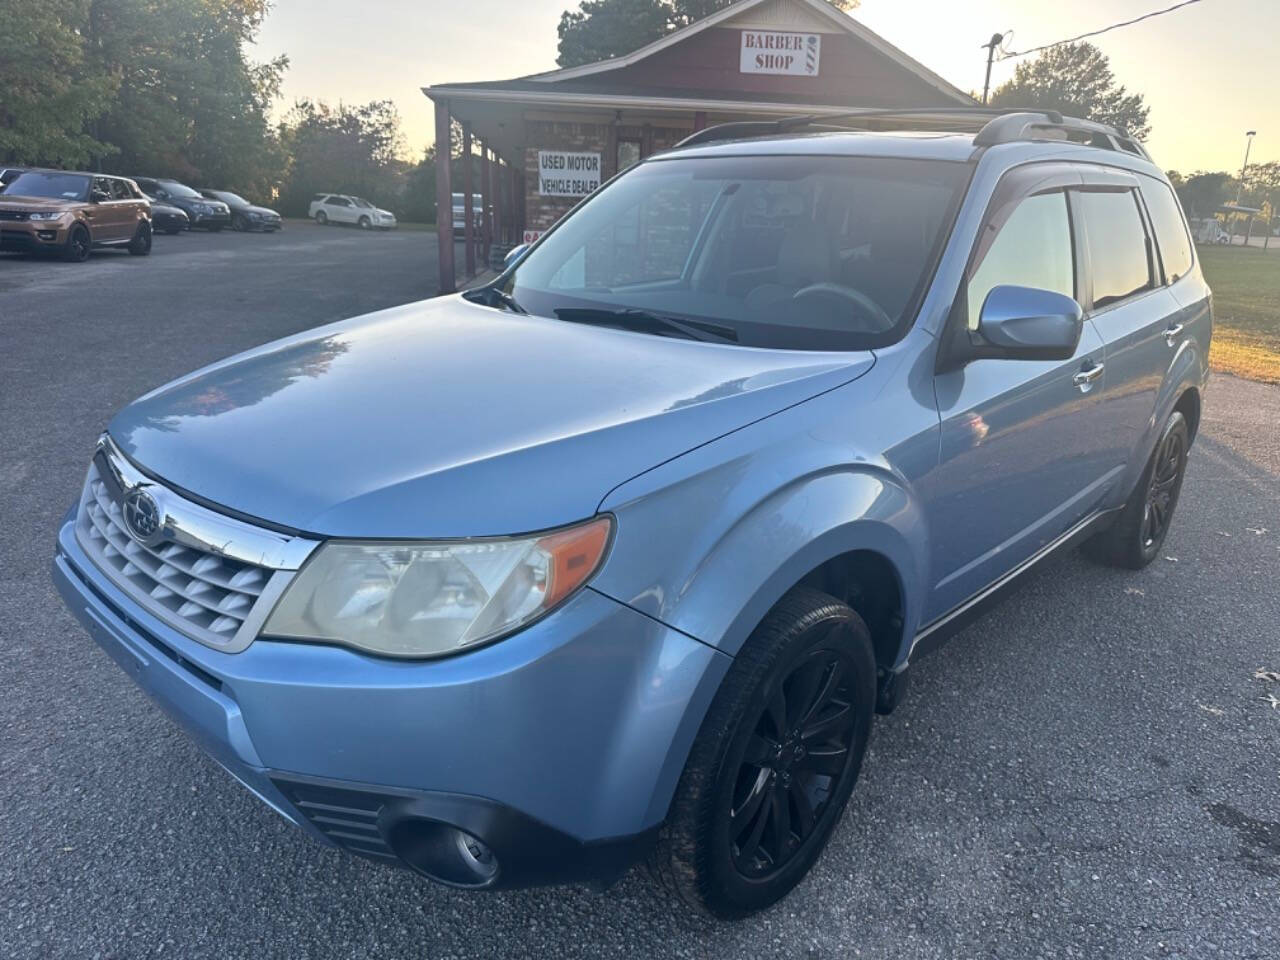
[
  {"left": 463, "top": 285, "right": 527, "bottom": 314},
  {"left": 553, "top": 307, "right": 738, "bottom": 344}
]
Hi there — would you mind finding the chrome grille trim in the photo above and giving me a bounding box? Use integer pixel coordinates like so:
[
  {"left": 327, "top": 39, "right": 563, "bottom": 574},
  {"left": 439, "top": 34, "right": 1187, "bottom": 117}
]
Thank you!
[{"left": 74, "top": 436, "right": 320, "bottom": 653}]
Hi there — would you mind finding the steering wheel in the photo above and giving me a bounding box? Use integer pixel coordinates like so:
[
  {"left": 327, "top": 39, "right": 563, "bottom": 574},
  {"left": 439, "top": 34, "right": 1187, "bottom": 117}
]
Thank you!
[{"left": 791, "top": 282, "right": 893, "bottom": 332}]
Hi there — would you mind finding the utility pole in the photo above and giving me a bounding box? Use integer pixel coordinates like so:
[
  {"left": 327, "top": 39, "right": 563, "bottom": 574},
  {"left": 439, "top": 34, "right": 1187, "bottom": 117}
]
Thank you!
[
  {"left": 1235, "top": 129, "right": 1256, "bottom": 204},
  {"left": 981, "top": 33, "right": 1004, "bottom": 105}
]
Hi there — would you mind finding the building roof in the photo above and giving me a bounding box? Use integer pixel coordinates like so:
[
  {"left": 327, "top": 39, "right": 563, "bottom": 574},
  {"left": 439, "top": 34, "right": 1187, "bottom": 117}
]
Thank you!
[{"left": 425, "top": 0, "right": 972, "bottom": 109}]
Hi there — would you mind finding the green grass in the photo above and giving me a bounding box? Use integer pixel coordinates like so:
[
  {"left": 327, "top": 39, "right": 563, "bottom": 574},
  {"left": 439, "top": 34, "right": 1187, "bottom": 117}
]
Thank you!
[{"left": 1197, "top": 245, "right": 1280, "bottom": 384}]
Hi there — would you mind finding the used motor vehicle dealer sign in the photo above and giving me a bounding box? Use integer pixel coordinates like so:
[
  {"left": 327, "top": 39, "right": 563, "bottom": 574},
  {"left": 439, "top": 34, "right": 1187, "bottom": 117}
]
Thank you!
[
  {"left": 739, "top": 30, "right": 821, "bottom": 76},
  {"left": 537, "top": 151, "right": 602, "bottom": 197}
]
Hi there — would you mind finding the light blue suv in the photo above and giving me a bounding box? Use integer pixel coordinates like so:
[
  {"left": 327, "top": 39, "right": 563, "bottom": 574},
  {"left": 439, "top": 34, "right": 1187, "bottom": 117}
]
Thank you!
[{"left": 53, "top": 110, "right": 1210, "bottom": 918}]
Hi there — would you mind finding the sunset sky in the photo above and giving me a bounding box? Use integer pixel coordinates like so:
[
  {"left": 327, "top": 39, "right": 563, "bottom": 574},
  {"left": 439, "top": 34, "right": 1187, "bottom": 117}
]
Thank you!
[{"left": 253, "top": 0, "right": 1278, "bottom": 174}]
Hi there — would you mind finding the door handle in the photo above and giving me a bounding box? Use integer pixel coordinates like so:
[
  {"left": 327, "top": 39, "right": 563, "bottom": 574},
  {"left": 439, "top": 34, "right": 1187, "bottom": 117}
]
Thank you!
[
  {"left": 1163, "top": 323, "right": 1185, "bottom": 345},
  {"left": 1073, "top": 361, "right": 1105, "bottom": 387}
]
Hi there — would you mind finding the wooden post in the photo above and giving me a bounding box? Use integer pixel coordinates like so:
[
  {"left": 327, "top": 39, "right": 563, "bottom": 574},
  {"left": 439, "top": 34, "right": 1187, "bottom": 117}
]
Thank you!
[
  {"left": 433, "top": 99, "right": 456, "bottom": 294},
  {"left": 482, "top": 146, "right": 493, "bottom": 266},
  {"left": 462, "top": 123, "right": 475, "bottom": 278}
]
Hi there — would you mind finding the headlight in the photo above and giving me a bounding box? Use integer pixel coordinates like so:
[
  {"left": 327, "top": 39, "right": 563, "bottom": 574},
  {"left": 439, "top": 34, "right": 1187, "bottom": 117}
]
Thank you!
[
  {"left": 262, "top": 516, "right": 613, "bottom": 658},
  {"left": 28, "top": 211, "right": 64, "bottom": 221}
]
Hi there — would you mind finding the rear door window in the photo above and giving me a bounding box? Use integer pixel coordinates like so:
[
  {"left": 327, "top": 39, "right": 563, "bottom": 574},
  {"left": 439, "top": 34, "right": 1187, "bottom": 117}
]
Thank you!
[
  {"left": 1138, "top": 178, "right": 1194, "bottom": 282},
  {"left": 966, "top": 191, "right": 1075, "bottom": 329},
  {"left": 1077, "top": 190, "right": 1155, "bottom": 308}
]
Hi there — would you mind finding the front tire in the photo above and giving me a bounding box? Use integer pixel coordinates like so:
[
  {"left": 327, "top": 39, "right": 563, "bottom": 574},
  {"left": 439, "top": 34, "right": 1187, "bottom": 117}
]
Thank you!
[
  {"left": 232, "top": 214, "right": 248, "bottom": 232},
  {"left": 127, "top": 221, "right": 152, "bottom": 256},
  {"left": 1085, "top": 410, "right": 1190, "bottom": 569},
  {"left": 63, "top": 225, "right": 91, "bottom": 262},
  {"left": 649, "top": 588, "right": 876, "bottom": 919},
  {"left": 358, "top": 215, "right": 371, "bottom": 230}
]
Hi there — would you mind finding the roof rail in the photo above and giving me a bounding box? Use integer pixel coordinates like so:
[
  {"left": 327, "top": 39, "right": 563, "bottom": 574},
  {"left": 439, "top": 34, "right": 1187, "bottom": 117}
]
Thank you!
[
  {"left": 972, "top": 111, "right": 1149, "bottom": 159},
  {"left": 673, "top": 107, "right": 1149, "bottom": 160}
]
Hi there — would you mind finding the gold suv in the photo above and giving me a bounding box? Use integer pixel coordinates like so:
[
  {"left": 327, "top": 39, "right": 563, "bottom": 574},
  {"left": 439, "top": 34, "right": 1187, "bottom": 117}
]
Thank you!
[{"left": 0, "top": 170, "right": 152, "bottom": 262}]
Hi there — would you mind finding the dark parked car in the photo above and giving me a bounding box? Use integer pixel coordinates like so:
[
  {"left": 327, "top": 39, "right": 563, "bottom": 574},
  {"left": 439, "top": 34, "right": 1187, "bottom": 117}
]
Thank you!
[
  {"left": 0, "top": 167, "right": 28, "bottom": 192},
  {"left": 199, "top": 189, "right": 282, "bottom": 232},
  {"left": 149, "top": 201, "right": 189, "bottom": 235},
  {"left": 132, "top": 177, "right": 230, "bottom": 231}
]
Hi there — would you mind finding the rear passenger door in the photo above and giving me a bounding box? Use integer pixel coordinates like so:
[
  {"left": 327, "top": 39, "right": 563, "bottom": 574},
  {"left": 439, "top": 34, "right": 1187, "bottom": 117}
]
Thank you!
[{"left": 1070, "top": 170, "right": 1184, "bottom": 491}]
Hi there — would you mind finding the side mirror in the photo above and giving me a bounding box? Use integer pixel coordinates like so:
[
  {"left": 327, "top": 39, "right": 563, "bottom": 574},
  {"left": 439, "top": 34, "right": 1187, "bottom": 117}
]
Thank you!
[
  {"left": 502, "top": 243, "right": 530, "bottom": 270},
  {"left": 974, "top": 284, "right": 1083, "bottom": 361},
  {"left": 937, "top": 284, "right": 1085, "bottom": 373}
]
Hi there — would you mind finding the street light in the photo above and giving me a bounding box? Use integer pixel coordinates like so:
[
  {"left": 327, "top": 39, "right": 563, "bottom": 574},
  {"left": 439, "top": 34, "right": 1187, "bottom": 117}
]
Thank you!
[{"left": 1235, "top": 129, "right": 1257, "bottom": 204}]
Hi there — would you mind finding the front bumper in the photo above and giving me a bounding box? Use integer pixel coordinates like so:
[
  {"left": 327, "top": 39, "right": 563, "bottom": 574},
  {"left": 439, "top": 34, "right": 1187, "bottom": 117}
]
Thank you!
[
  {"left": 52, "top": 515, "right": 727, "bottom": 888},
  {"left": 1, "top": 221, "right": 69, "bottom": 250},
  {"left": 190, "top": 211, "right": 231, "bottom": 229}
]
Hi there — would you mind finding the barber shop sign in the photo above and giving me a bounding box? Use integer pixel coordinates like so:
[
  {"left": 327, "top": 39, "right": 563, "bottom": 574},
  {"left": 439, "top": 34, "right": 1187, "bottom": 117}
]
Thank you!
[{"left": 740, "top": 30, "right": 821, "bottom": 76}]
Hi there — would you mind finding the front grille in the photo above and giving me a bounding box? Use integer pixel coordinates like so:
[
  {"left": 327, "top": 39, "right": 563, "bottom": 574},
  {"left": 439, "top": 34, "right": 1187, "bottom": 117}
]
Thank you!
[
  {"left": 271, "top": 778, "right": 399, "bottom": 863},
  {"left": 0, "top": 210, "right": 30, "bottom": 221},
  {"left": 76, "top": 462, "right": 271, "bottom": 647}
]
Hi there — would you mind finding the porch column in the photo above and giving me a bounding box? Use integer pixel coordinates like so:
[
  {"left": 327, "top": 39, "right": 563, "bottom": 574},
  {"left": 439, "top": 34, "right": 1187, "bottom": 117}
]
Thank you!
[
  {"left": 433, "top": 98, "right": 456, "bottom": 294},
  {"left": 482, "top": 146, "right": 493, "bottom": 266},
  {"left": 496, "top": 159, "right": 506, "bottom": 245},
  {"left": 462, "top": 122, "right": 475, "bottom": 278},
  {"left": 693, "top": 110, "right": 707, "bottom": 131}
]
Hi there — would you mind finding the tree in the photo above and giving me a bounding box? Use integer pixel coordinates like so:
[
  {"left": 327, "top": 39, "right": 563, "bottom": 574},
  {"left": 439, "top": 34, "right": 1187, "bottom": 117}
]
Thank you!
[
  {"left": 88, "top": 0, "right": 288, "bottom": 199},
  {"left": 277, "top": 99, "right": 408, "bottom": 216},
  {"left": 556, "top": 0, "right": 857, "bottom": 67},
  {"left": 0, "top": 0, "right": 116, "bottom": 166},
  {"left": 990, "top": 42, "right": 1150, "bottom": 140},
  {"left": 1175, "top": 171, "right": 1234, "bottom": 220}
]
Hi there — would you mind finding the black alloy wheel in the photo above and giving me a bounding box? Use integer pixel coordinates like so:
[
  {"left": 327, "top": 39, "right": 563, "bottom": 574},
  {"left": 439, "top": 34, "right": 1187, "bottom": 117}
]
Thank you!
[
  {"left": 128, "top": 221, "right": 152, "bottom": 256},
  {"left": 1142, "top": 424, "right": 1185, "bottom": 551},
  {"left": 63, "top": 226, "right": 91, "bottom": 262},
  {"left": 650, "top": 588, "right": 876, "bottom": 918},
  {"left": 729, "top": 646, "right": 861, "bottom": 878},
  {"left": 1084, "top": 408, "right": 1190, "bottom": 569}
]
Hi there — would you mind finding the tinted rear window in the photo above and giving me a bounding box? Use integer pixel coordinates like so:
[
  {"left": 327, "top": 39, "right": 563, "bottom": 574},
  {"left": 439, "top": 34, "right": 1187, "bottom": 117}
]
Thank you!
[
  {"left": 1139, "top": 178, "right": 1194, "bottom": 282},
  {"left": 1077, "top": 190, "right": 1154, "bottom": 308}
]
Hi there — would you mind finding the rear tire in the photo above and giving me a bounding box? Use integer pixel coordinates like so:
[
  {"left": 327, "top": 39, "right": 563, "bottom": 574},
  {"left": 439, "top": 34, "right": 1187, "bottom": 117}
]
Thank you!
[
  {"left": 63, "top": 225, "right": 91, "bottom": 262},
  {"left": 648, "top": 587, "right": 876, "bottom": 919},
  {"left": 1084, "top": 410, "right": 1190, "bottom": 569},
  {"left": 127, "top": 221, "right": 152, "bottom": 256}
]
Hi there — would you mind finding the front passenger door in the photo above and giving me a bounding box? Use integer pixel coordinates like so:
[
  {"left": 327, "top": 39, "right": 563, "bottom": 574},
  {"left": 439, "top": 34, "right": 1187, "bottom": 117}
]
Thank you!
[{"left": 924, "top": 183, "right": 1120, "bottom": 622}]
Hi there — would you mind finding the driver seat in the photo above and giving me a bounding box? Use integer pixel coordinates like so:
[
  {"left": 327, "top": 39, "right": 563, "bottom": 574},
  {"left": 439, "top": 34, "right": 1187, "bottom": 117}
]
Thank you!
[{"left": 744, "top": 226, "right": 835, "bottom": 320}]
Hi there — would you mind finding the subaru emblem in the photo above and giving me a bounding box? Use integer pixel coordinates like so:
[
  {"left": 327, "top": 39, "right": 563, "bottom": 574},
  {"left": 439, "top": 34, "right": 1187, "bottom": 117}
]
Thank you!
[{"left": 121, "top": 488, "right": 163, "bottom": 543}]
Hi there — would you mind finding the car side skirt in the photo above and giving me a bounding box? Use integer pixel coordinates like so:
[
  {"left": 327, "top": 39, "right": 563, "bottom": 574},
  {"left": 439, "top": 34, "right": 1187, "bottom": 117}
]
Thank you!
[{"left": 908, "top": 506, "right": 1122, "bottom": 663}]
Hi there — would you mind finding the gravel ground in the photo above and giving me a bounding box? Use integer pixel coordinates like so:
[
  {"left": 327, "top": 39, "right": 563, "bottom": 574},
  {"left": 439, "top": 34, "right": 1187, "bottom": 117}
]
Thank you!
[{"left": 1, "top": 229, "right": 1277, "bottom": 958}]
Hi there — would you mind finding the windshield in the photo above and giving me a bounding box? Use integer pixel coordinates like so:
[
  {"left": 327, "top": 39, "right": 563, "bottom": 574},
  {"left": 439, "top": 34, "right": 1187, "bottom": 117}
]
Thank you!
[
  {"left": 502, "top": 155, "right": 966, "bottom": 350},
  {"left": 212, "top": 190, "right": 247, "bottom": 205},
  {"left": 352, "top": 197, "right": 373, "bottom": 208},
  {"left": 162, "top": 181, "right": 202, "bottom": 199},
  {"left": 5, "top": 172, "right": 90, "bottom": 202}
]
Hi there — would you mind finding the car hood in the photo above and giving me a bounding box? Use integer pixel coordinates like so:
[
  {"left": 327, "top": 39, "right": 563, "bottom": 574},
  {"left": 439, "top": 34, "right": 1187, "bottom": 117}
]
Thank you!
[
  {"left": 376, "top": 209, "right": 394, "bottom": 217},
  {"left": 246, "top": 205, "right": 279, "bottom": 217},
  {"left": 151, "top": 203, "right": 186, "bottom": 216},
  {"left": 108, "top": 297, "right": 873, "bottom": 538},
  {"left": 0, "top": 195, "right": 83, "bottom": 211}
]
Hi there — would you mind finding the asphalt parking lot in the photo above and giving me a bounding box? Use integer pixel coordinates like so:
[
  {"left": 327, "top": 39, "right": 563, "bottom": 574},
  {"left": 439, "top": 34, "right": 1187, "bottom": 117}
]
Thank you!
[{"left": 2, "top": 227, "right": 1277, "bottom": 959}]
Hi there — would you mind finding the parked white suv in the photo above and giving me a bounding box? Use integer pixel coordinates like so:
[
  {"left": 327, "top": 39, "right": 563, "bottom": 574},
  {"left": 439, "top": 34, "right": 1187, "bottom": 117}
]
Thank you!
[{"left": 309, "top": 193, "right": 397, "bottom": 230}]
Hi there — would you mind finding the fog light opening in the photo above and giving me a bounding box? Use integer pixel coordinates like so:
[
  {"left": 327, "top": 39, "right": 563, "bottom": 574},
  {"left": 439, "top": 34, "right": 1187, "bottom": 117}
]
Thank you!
[{"left": 386, "top": 819, "right": 500, "bottom": 888}]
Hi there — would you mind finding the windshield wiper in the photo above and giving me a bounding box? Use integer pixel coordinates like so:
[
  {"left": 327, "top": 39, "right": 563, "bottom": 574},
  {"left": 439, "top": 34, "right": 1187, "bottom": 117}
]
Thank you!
[
  {"left": 554, "top": 307, "right": 738, "bottom": 344},
  {"left": 463, "top": 285, "right": 527, "bottom": 314}
]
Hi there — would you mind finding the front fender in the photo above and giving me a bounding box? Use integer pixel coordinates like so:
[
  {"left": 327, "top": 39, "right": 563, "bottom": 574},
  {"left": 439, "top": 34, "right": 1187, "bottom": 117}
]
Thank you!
[{"left": 593, "top": 430, "right": 929, "bottom": 669}]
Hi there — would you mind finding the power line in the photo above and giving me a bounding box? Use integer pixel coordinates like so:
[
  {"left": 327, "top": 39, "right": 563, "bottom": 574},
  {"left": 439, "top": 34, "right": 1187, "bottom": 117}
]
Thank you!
[{"left": 999, "top": 0, "right": 1207, "bottom": 59}]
